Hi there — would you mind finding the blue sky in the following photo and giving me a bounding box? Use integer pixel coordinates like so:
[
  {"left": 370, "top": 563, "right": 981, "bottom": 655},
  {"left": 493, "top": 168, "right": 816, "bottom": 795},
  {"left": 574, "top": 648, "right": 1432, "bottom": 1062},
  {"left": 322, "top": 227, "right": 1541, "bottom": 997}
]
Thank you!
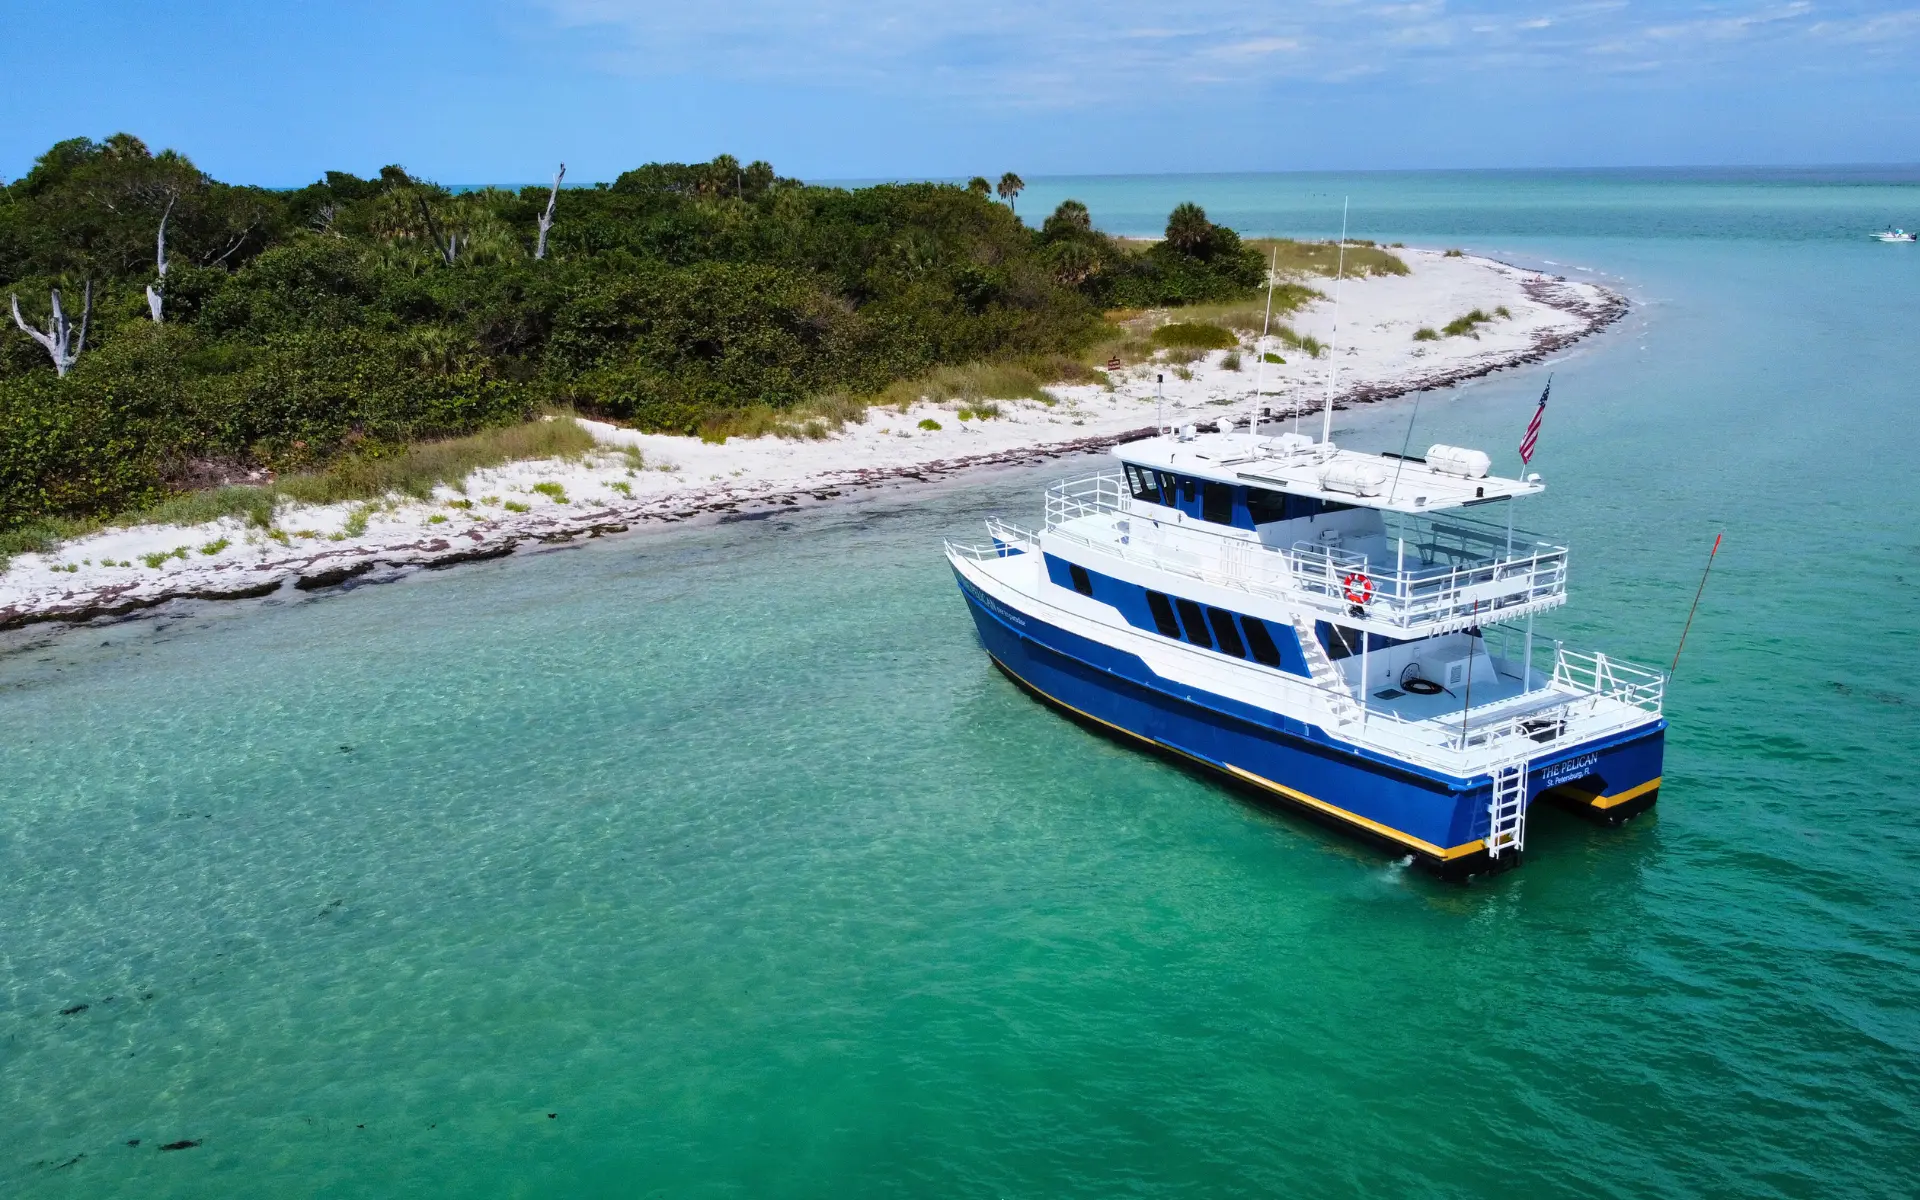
[{"left": 3, "top": 1, "right": 1916, "bottom": 185}]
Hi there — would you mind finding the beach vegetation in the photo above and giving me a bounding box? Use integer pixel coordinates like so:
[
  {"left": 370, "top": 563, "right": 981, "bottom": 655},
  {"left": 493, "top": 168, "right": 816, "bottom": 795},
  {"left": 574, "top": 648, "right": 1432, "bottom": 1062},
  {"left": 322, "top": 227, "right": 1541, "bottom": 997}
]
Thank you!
[
  {"left": 608, "top": 480, "right": 632, "bottom": 497},
  {"left": 917, "top": 418, "right": 942, "bottom": 431},
  {"left": 502, "top": 500, "right": 530, "bottom": 512},
  {"left": 1173, "top": 366, "right": 1194, "bottom": 381},
  {"left": 1221, "top": 351, "right": 1242, "bottom": 371},
  {"left": 1151, "top": 322, "right": 1238, "bottom": 351},
  {"left": 1263, "top": 352, "right": 1285, "bottom": 364},
  {"left": 0, "top": 135, "right": 1291, "bottom": 543},
  {"left": 426, "top": 513, "right": 447, "bottom": 524},
  {"left": 342, "top": 505, "right": 373, "bottom": 537},
  {"left": 1441, "top": 309, "right": 1494, "bottom": 337},
  {"left": 1274, "top": 327, "right": 1325, "bottom": 358},
  {"left": 1495, "top": 305, "right": 1511, "bottom": 319},
  {"left": 530, "top": 482, "right": 568, "bottom": 503},
  {"left": 198, "top": 537, "right": 230, "bottom": 555},
  {"left": 1444, "top": 248, "right": 1465, "bottom": 258},
  {"left": 1244, "top": 238, "right": 1410, "bottom": 280},
  {"left": 1413, "top": 327, "right": 1440, "bottom": 342}
]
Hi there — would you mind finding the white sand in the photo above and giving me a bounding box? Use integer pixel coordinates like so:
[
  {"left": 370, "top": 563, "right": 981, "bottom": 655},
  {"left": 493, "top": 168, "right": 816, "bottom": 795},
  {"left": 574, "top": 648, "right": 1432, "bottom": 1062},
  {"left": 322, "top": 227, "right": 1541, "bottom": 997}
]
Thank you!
[{"left": 0, "top": 250, "right": 1622, "bottom": 629}]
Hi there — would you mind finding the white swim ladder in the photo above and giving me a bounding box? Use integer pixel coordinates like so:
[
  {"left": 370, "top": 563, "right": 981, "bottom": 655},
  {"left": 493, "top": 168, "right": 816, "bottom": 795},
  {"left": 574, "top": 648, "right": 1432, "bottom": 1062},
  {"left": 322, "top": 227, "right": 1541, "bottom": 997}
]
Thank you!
[{"left": 1486, "top": 760, "right": 1529, "bottom": 859}]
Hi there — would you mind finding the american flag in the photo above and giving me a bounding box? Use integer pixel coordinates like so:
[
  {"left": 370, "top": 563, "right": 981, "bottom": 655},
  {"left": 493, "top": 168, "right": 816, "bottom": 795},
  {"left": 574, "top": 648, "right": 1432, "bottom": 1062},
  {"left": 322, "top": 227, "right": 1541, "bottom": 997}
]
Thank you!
[{"left": 1518, "top": 378, "right": 1550, "bottom": 465}]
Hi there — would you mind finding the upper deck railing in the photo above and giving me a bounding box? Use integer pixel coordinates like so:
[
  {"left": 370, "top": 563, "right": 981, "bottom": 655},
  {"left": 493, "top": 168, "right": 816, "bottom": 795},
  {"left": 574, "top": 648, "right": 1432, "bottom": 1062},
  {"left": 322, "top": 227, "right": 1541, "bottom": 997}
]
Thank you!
[{"left": 1043, "top": 471, "right": 1567, "bottom": 636}]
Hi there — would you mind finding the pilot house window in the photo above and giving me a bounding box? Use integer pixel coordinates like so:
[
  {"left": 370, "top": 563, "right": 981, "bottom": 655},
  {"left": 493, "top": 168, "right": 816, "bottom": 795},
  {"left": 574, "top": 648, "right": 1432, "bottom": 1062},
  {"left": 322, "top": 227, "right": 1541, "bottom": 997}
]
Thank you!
[{"left": 1068, "top": 564, "right": 1093, "bottom": 596}]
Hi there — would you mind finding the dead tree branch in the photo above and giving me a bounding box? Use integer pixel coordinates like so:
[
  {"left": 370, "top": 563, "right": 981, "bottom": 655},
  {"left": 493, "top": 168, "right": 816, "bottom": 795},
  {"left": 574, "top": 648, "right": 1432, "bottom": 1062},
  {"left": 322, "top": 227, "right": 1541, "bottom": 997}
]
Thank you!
[
  {"left": 11, "top": 281, "right": 91, "bottom": 377},
  {"left": 146, "top": 194, "right": 177, "bottom": 322},
  {"left": 535, "top": 163, "right": 565, "bottom": 260}
]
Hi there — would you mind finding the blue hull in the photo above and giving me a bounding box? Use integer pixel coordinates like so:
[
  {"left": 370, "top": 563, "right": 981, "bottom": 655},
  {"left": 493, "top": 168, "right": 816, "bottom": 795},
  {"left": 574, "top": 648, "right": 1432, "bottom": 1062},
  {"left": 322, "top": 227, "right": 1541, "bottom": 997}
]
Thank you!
[{"left": 955, "top": 568, "right": 1664, "bottom": 876}]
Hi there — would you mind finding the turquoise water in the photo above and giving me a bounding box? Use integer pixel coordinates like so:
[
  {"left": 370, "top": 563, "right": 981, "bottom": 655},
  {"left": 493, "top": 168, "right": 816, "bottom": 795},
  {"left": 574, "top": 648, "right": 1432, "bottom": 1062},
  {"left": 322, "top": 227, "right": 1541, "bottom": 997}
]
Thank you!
[{"left": 5, "top": 172, "right": 1920, "bottom": 1196}]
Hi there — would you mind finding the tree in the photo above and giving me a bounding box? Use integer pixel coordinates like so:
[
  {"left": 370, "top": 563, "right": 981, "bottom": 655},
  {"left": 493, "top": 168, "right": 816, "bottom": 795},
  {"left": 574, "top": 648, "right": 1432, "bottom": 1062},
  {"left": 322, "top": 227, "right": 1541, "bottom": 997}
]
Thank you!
[
  {"left": 146, "top": 194, "right": 175, "bottom": 321},
  {"left": 1045, "top": 240, "right": 1098, "bottom": 287},
  {"left": 1164, "top": 202, "right": 1213, "bottom": 256},
  {"left": 996, "top": 172, "right": 1025, "bottom": 216},
  {"left": 10, "top": 283, "right": 90, "bottom": 377},
  {"left": 535, "top": 163, "right": 565, "bottom": 260},
  {"left": 1042, "top": 199, "right": 1091, "bottom": 240},
  {"left": 966, "top": 177, "right": 991, "bottom": 197}
]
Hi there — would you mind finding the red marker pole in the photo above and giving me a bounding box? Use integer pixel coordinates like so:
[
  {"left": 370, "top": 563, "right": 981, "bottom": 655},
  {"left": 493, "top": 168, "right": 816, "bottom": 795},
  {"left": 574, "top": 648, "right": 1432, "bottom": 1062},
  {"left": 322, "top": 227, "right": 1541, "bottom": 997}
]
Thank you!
[{"left": 1670, "top": 533, "right": 1723, "bottom": 677}]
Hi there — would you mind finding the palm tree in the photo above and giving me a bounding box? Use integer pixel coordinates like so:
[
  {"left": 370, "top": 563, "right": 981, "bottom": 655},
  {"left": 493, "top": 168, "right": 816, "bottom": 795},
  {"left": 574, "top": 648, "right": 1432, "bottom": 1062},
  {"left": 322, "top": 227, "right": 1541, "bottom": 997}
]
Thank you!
[
  {"left": 967, "top": 176, "right": 992, "bottom": 197},
  {"left": 997, "top": 172, "right": 1025, "bottom": 216},
  {"left": 1164, "top": 202, "right": 1213, "bottom": 255},
  {"left": 1042, "top": 199, "right": 1091, "bottom": 239}
]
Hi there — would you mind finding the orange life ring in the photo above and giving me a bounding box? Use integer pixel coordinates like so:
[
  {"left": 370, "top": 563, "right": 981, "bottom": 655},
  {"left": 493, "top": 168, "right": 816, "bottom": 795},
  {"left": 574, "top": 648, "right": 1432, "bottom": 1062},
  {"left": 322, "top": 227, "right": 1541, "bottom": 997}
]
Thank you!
[{"left": 1342, "top": 572, "right": 1374, "bottom": 606}]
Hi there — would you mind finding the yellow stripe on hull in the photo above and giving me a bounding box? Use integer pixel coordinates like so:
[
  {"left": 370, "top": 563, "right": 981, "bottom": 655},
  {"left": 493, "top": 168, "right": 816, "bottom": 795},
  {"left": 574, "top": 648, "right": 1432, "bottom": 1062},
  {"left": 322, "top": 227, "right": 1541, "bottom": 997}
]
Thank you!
[
  {"left": 1583, "top": 776, "right": 1662, "bottom": 810},
  {"left": 988, "top": 653, "right": 1489, "bottom": 864}
]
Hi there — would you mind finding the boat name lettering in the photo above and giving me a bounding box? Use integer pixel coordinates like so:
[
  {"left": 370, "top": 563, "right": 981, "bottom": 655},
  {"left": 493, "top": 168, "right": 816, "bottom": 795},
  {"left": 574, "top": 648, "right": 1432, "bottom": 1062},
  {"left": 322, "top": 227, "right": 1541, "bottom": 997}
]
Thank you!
[{"left": 1538, "top": 754, "right": 1598, "bottom": 787}]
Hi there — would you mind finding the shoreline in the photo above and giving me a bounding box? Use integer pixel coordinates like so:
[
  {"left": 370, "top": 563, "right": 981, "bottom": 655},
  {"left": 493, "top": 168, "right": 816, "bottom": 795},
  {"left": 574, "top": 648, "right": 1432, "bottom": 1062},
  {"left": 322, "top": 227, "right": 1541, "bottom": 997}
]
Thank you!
[{"left": 0, "top": 250, "right": 1626, "bottom": 635}]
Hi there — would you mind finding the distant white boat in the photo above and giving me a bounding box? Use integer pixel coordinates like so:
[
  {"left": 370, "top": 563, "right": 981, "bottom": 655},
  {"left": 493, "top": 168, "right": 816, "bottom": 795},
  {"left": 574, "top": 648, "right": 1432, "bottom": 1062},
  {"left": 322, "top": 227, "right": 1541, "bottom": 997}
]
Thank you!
[{"left": 1873, "top": 227, "right": 1917, "bottom": 243}]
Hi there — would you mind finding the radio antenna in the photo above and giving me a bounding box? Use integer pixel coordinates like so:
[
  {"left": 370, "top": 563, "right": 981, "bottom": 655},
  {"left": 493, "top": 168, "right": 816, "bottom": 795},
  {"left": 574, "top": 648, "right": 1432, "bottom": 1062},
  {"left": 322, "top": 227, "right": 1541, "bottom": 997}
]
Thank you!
[
  {"left": 1248, "top": 244, "right": 1278, "bottom": 436},
  {"left": 1319, "top": 197, "right": 1349, "bottom": 447}
]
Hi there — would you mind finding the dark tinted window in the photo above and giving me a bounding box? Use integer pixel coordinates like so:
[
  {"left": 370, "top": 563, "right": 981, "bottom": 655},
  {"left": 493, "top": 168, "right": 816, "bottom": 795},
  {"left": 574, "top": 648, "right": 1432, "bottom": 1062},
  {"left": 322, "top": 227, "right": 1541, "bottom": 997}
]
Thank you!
[
  {"left": 1124, "top": 465, "right": 1158, "bottom": 503},
  {"left": 1181, "top": 478, "right": 1197, "bottom": 503},
  {"left": 1175, "top": 599, "right": 1213, "bottom": 649},
  {"left": 1201, "top": 482, "right": 1235, "bottom": 525},
  {"left": 1242, "top": 616, "right": 1283, "bottom": 667},
  {"left": 1322, "top": 623, "right": 1361, "bottom": 661},
  {"left": 1246, "top": 488, "right": 1288, "bottom": 525},
  {"left": 1207, "top": 607, "right": 1246, "bottom": 657},
  {"left": 1068, "top": 564, "right": 1093, "bottom": 596},
  {"left": 1145, "top": 591, "right": 1181, "bottom": 638}
]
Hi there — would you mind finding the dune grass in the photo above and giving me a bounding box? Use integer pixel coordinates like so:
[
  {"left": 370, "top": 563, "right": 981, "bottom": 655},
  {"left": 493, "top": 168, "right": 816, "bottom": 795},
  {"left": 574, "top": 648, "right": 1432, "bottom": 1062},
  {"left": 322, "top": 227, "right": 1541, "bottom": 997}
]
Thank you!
[
  {"left": 1151, "top": 322, "right": 1239, "bottom": 351},
  {"left": 695, "top": 357, "right": 1092, "bottom": 443},
  {"left": 1441, "top": 309, "right": 1495, "bottom": 337},
  {"left": 1246, "top": 238, "right": 1410, "bottom": 280}
]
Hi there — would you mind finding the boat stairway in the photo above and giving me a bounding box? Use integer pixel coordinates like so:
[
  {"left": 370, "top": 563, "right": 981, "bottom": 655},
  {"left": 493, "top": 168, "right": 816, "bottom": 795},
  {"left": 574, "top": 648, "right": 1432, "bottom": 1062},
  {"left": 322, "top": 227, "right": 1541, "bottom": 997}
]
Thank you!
[{"left": 1290, "top": 614, "right": 1362, "bottom": 726}]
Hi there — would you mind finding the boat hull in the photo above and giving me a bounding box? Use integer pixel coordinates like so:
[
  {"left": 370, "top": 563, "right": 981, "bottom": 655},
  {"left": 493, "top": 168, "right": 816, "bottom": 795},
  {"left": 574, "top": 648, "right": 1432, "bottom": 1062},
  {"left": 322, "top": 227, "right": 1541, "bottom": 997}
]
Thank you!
[{"left": 954, "top": 566, "right": 1664, "bottom": 879}]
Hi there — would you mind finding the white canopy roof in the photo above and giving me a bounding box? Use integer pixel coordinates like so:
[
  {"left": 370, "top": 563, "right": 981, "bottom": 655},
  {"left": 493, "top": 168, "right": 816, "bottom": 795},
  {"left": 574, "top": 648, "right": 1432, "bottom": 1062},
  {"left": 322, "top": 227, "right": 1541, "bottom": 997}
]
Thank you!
[{"left": 1113, "top": 431, "right": 1544, "bottom": 514}]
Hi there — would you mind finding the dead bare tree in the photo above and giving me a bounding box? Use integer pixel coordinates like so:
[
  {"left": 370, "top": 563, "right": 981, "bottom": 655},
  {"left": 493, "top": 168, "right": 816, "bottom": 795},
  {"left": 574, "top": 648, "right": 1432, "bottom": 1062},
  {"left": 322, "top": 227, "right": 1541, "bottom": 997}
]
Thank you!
[
  {"left": 535, "top": 163, "right": 565, "bottom": 260},
  {"left": 146, "top": 194, "right": 177, "bottom": 322},
  {"left": 10, "top": 282, "right": 92, "bottom": 378}
]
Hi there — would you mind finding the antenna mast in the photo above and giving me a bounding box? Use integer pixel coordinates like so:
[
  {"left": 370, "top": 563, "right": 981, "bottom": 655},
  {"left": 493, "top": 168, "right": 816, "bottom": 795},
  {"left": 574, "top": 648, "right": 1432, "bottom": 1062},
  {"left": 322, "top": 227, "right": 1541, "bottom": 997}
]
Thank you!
[
  {"left": 1319, "top": 197, "right": 1350, "bottom": 446},
  {"left": 1248, "top": 245, "right": 1278, "bottom": 436}
]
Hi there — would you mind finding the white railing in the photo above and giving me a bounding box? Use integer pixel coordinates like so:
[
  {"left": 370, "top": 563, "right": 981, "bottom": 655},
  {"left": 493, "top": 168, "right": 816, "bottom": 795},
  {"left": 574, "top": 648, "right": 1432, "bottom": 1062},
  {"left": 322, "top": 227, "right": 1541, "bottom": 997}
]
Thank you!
[
  {"left": 1355, "top": 644, "right": 1664, "bottom": 770},
  {"left": 1042, "top": 471, "right": 1567, "bottom": 636}
]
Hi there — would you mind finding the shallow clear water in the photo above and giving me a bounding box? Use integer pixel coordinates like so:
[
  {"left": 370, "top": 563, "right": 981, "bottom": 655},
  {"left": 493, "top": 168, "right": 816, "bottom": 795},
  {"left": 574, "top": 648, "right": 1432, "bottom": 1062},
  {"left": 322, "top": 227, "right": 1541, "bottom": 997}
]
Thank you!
[{"left": 5, "top": 172, "right": 1919, "bottom": 1197}]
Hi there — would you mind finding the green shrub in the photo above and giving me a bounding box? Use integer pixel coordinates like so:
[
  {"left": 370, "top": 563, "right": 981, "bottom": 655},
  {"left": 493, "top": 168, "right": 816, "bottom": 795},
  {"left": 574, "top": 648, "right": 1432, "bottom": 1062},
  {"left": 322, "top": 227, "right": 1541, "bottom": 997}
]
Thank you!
[
  {"left": 1413, "top": 327, "right": 1440, "bottom": 342},
  {"left": 1262, "top": 352, "right": 1285, "bottom": 364},
  {"left": 1441, "top": 309, "right": 1493, "bottom": 337},
  {"left": 918, "top": 418, "right": 942, "bottom": 431},
  {"left": 1222, "top": 351, "right": 1242, "bottom": 371},
  {"left": 426, "top": 513, "right": 447, "bottom": 524},
  {"left": 342, "top": 505, "right": 374, "bottom": 537},
  {"left": 503, "top": 500, "right": 530, "bottom": 513},
  {"left": 530, "top": 482, "right": 569, "bottom": 503},
  {"left": 1443, "top": 248, "right": 1465, "bottom": 258},
  {"left": 609, "top": 480, "right": 632, "bottom": 497},
  {"left": 1495, "top": 305, "right": 1511, "bottom": 319},
  {"left": 1151, "top": 322, "right": 1238, "bottom": 350},
  {"left": 198, "top": 537, "right": 231, "bottom": 555}
]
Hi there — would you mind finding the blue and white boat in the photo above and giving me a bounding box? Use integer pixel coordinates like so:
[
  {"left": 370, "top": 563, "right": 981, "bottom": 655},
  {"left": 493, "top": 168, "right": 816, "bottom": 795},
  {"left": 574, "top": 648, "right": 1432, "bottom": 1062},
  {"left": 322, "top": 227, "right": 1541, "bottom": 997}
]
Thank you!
[{"left": 946, "top": 416, "right": 1666, "bottom": 878}]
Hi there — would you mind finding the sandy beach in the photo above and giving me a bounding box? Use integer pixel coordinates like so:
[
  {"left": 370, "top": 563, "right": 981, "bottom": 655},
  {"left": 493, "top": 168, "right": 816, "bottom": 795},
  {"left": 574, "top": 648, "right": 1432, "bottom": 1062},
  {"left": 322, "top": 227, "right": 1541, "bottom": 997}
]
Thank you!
[{"left": 0, "top": 249, "right": 1622, "bottom": 631}]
